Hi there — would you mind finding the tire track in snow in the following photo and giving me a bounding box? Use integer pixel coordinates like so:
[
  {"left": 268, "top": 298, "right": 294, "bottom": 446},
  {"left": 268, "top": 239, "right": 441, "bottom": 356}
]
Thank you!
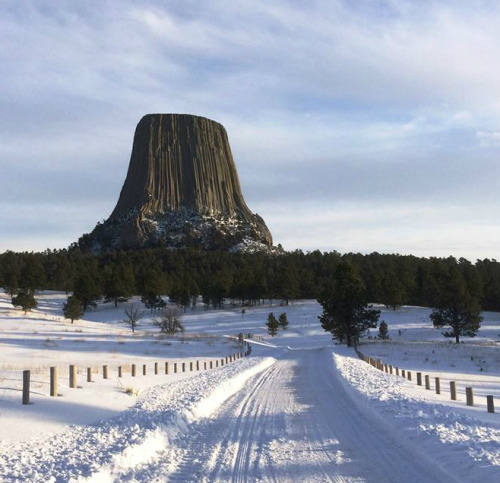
[
  {"left": 164, "top": 348, "right": 461, "bottom": 482},
  {"left": 166, "top": 361, "right": 285, "bottom": 482}
]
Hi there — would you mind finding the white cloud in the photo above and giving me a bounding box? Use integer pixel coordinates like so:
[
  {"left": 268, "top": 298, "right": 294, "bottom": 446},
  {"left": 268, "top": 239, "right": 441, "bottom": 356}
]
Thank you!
[
  {"left": 476, "top": 130, "right": 500, "bottom": 148},
  {"left": 2, "top": 0, "right": 500, "bottom": 259}
]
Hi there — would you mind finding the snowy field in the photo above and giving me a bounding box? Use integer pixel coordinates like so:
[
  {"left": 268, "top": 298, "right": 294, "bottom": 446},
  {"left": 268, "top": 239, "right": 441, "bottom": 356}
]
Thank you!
[{"left": 0, "top": 290, "right": 499, "bottom": 481}]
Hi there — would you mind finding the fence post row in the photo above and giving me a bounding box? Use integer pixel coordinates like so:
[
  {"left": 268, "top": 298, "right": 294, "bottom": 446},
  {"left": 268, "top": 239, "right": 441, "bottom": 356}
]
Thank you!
[{"left": 360, "top": 353, "right": 495, "bottom": 413}]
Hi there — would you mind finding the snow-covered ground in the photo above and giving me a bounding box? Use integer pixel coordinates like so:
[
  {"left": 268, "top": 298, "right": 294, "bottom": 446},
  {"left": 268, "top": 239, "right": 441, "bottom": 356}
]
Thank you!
[{"left": 0, "top": 291, "right": 499, "bottom": 481}]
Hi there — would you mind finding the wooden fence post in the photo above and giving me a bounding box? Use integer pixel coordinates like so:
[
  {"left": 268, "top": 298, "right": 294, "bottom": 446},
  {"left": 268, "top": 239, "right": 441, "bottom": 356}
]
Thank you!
[
  {"left": 196, "top": 360, "right": 200, "bottom": 371},
  {"left": 50, "top": 366, "right": 57, "bottom": 397},
  {"left": 174, "top": 362, "right": 178, "bottom": 373},
  {"left": 182, "top": 362, "right": 186, "bottom": 372},
  {"left": 118, "top": 366, "right": 123, "bottom": 378},
  {"left": 466, "top": 387, "right": 474, "bottom": 406},
  {"left": 204, "top": 361, "right": 207, "bottom": 370},
  {"left": 487, "top": 395, "right": 495, "bottom": 413},
  {"left": 155, "top": 362, "right": 158, "bottom": 375},
  {"left": 389, "top": 365, "right": 393, "bottom": 374},
  {"left": 216, "top": 360, "right": 219, "bottom": 367},
  {"left": 69, "top": 365, "right": 77, "bottom": 388},
  {"left": 407, "top": 371, "right": 412, "bottom": 381},
  {"left": 103, "top": 365, "right": 108, "bottom": 379},
  {"left": 417, "top": 372, "right": 422, "bottom": 386},
  {"left": 395, "top": 367, "right": 399, "bottom": 376},
  {"left": 425, "top": 375, "right": 430, "bottom": 390},
  {"left": 402, "top": 369, "right": 406, "bottom": 378},
  {"left": 435, "top": 377, "right": 440, "bottom": 394},
  {"left": 450, "top": 381, "right": 457, "bottom": 400},
  {"left": 132, "top": 364, "right": 137, "bottom": 377},
  {"left": 221, "top": 358, "right": 224, "bottom": 366},
  {"left": 87, "top": 367, "right": 92, "bottom": 382},
  {"left": 190, "top": 362, "right": 193, "bottom": 372},
  {"left": 22, "top": 370, "right": 30, "bottom": 405},
  {"left": 165, "top": 362, "right": 169, "bottom": 374},
  {"left": 143, "top": 364, "right": 147, "bottom": 376}
]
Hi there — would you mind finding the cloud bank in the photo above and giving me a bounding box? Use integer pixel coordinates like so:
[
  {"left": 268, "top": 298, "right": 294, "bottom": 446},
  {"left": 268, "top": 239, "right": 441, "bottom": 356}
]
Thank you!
[{"left": 2, "top": 0, "right": 500, "bottom": 259}]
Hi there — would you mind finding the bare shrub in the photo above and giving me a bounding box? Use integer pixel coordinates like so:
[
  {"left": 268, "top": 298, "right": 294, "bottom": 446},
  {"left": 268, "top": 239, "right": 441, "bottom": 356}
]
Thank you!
[
  {"left": 123, "top": 304, "right": 144, "bottom": 333},
  {"left": 154, "top": 306, "right": 185, "bottom": 335}
]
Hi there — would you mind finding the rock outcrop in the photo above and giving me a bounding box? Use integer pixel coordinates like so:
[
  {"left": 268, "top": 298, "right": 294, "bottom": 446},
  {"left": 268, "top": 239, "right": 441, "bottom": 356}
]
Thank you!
[{"left": 79, "top": 114, "right": 273, "bottom": 252}]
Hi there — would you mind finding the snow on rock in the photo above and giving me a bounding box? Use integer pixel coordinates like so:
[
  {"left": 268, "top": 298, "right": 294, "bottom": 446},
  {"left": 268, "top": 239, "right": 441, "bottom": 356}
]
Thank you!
[
  {"left": 333, "top": 349, "right": 500, "bottom": 479},
  {"left": 0, "top": 357, "right": 274, "bottom": 482}
]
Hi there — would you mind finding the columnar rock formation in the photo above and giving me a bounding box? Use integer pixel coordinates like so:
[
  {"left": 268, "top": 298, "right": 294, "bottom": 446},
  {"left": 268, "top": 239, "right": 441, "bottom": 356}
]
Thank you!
[{"left": 79, "top": 114, "right": 273, "bottom": 252}]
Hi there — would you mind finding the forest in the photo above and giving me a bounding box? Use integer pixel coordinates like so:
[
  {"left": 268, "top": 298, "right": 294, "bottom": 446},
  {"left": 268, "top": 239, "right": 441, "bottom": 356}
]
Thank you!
[{"left": 1, "top": 245, "right": 499, "bottom": 314}]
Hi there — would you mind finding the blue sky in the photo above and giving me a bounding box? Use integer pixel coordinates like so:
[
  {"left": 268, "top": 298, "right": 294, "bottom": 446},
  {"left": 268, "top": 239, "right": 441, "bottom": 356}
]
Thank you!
[{"left": 2, "top": 0, "right": 500, "bottom": 260}]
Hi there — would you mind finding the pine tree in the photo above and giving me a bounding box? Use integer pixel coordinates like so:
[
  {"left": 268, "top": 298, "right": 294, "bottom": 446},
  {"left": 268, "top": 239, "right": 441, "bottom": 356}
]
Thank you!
[
  {"left": 430, "top": 265, "right": 482, "bottom": 343},
  {"left": 278, "top": 312, "right": 289, "bottom": 329},
  {"left": 12, "top": 289, "right": 37, "bottom": 314},
  {"left": 63, "top": 296, "right": 84, "bottom": 323},
  {"left": 377, "top": 320, "right": 389, "bottom": 340},
  {"left": 318, "top": 261, "right": 380, "bottom": 347},
  {"left": 102, "top": 263, "right": 134, "bottom": 307},
  {"left": 73, "top": 272, "right": 101, "bottom": 311},
  {"left": 266, "top": 312, "right": 279, "bottom": 336}
]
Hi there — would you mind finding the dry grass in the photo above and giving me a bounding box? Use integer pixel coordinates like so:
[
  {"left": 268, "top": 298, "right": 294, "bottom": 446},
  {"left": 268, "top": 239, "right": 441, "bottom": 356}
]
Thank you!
[{"left": 123, "top": 386, "right": 140, "bottom": 396}]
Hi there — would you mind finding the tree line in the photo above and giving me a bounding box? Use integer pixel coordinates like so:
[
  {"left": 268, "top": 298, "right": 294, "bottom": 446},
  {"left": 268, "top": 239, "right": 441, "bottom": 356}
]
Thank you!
[{"left": 1, "top": 246, "right": 499, "bottom": 313}]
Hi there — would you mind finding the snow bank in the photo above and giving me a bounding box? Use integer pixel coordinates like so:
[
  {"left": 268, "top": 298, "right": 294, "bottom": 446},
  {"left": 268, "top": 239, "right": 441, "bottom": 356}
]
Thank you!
[
  {"left": 333, "top": 350, "right": 500, "bottom": 480},
  {"left": 0, "top": 356, "right": 274, "bottom": 482}
]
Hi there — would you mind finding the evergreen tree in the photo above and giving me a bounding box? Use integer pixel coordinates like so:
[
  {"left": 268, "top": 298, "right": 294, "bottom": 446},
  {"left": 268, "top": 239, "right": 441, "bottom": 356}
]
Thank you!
[
  {"left": 266, "top": 312, "right": 279, "bottom": 336},
  {"left": 377, "top": 320, "right": 389, "bottom": 340},
  {"left": 12, "top": 289, "right": 37, "bottom": 314},
  {"left": 63, "top": 296, "right": 84, "bottom": 323},
  {"left": 1, "top": 251, "right": 20, "bottom": 300},
  {"left": 318, "top": 261, "right": 380, "bottom": 347},
  {"left": 142, "top": 293, "right": 166, "bottom": 312},
  {"left": 430, "top": 265, "right": 482, "bottom": 343},
  {"left": 138, "top": 268, "right": 167, "bottom": 312},
  {"left": 102, "top": 263, "right": 134, "bottom": 307},
  {"left": 73, "top": 272, "right": 101, "bottom": 311},
  {"left": 381, "top": 269, "right": 406, "bottom": 310},
  {"left": 278, "top": 312, "right": 289, "bottom": 329},
  {"left": 19, "top": 255, "right": 46, "bottom": 291},
  {"left": 168, "top": 279, "right": 191, "bottom": 309}
]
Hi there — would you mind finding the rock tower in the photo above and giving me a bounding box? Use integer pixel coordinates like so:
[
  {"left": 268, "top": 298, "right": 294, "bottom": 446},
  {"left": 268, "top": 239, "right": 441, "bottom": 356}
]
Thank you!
[{"left": 79, "top": 114, "right": 273, "bottom": 252}]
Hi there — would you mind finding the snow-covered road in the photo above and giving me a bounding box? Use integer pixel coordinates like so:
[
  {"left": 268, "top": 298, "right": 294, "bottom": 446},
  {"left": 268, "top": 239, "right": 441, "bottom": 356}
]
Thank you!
[
  {"left": 1, "top": 345, "right": 494, "bottom": 482},
  {"left": 162, "top": 348, "right": 457, "bottom": 483}
]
